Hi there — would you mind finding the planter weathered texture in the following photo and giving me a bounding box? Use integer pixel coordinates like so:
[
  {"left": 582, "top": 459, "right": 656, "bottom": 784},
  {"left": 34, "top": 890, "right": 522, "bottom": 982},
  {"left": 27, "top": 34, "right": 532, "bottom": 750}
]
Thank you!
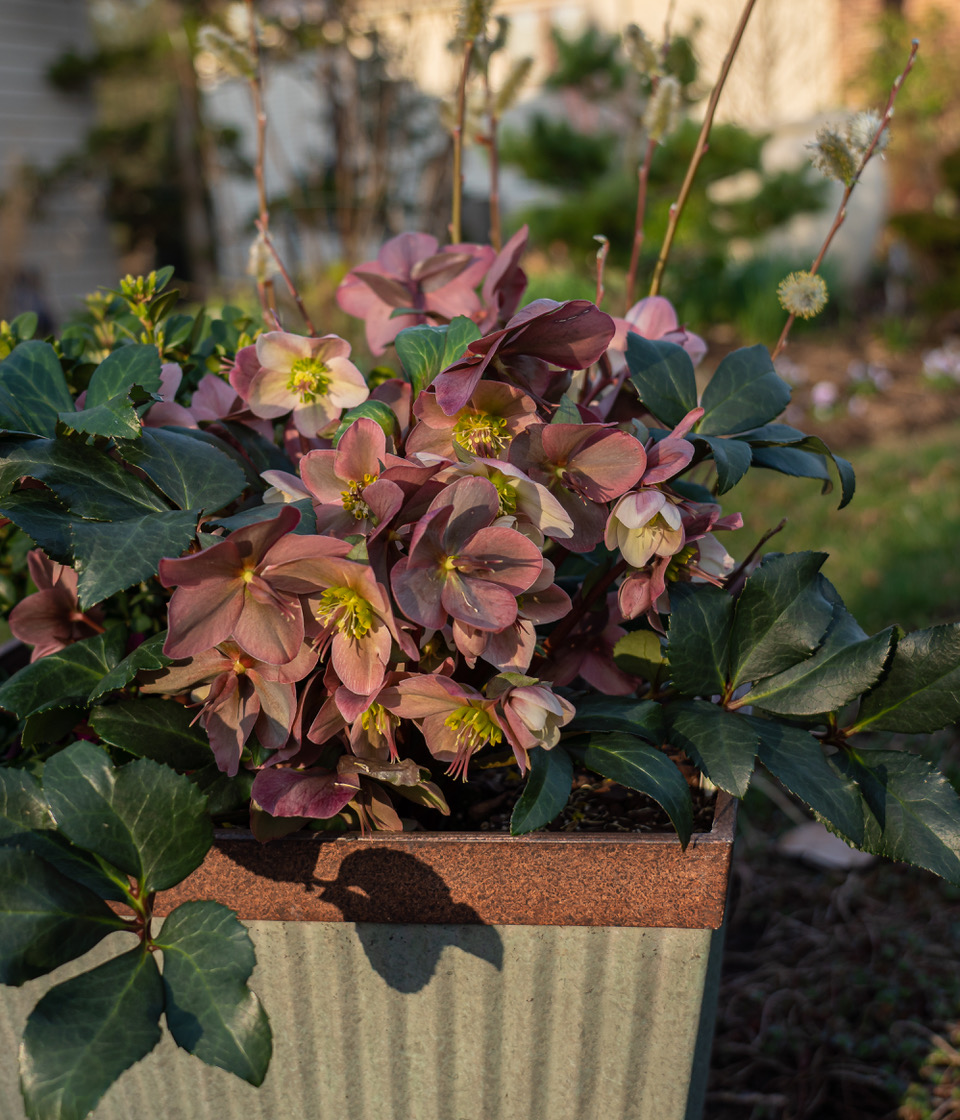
[{"left": 1, "top": 793, "right": 735, "bottom": 1120}]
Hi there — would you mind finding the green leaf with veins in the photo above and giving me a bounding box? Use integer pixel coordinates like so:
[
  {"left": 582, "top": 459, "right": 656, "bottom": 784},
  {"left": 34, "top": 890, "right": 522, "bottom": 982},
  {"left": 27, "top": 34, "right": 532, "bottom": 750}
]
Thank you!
[
  {"left": 834, "top": 748, "right": 960, "bottom": 883},
  {"left": 624, "top": 334, "right": 698, "bottom": 427},
  {"left": 729, "top": 551, "right": 833, "bottom": 688},
  {"left": 90, "top": 699, "right": 213, "bottom": 770},
  {"left": 668, "top": 584, "right": 734, "bottom": 697},
  {"left": 90, "top": 632, "right": 171, "bottom": 701},
  {"left": 0, "top": 489, "right": 73, "bottom": 563},
  {"left": 42, "top": 742, "right": 211, "bottom": 892},
  {"left": 85, "top": 344, "right": 162, "bottom": 406},
  {"left": 749, "top": 717, "right": 864, "bottom": 845},
  {"left": 851, "top": 623, "right": 960, "bottom": 734},
  {"left": 20, "top": 947, "right": 165, "bottom": 1120},
  {"left": 565, "top": 732, "right": 693, "bottom": 845},
  {"left": 697, "top": 345, "right": 791, "bottom": 435},
  {"left": 0, "top": 847, "right": 124, "bottom": 986},
  {"left": 60, "top": 395, "right": 141, "bottom": 440},
  {"left": 117, "top": 428, "right": 247, "bottom": 513},
  {"left": 0, "top": 768, "right": 55, "bottom": 839},
  {"left": 395, "top": 316, "right": 482, "bottom": 394},
  {"left": 692, "top": 435, "right": 753, "bottom": 493},
  {"left": 510, "top": 746, "right": 573, "bottom": 834},
  {"left": 0, "top": 630, "right": 126, "bottom": 719},
  {"left": 0, "top": 341, "right": 75, "bottom": 436},
  {"left": 665, "top": 700, "right": 758, "bottom": 797},
  {"left": 567, "top": 695, "right": 664, "bottom": 740},
  {"left": 156, "top": 901, "right": 272, "bottom": 1084}
]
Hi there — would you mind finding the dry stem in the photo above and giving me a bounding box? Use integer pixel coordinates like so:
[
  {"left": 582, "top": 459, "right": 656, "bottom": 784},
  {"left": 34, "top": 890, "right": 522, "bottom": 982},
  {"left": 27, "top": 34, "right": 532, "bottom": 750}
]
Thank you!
[
  {"left": 648, "top": 0, "right": 759, "bottom": 297},
  {"left": 450, "top": 38, "right": 475, "bottom": 244},
  {"left": 772, "top": 39, "right": 920, "bottom": 360}
]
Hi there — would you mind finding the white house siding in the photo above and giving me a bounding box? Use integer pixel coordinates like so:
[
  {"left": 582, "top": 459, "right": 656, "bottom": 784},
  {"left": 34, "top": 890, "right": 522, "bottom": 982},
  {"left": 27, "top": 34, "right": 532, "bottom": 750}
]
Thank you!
[{"left": 0, "top": 0, "right": 118, "bottom": 325}]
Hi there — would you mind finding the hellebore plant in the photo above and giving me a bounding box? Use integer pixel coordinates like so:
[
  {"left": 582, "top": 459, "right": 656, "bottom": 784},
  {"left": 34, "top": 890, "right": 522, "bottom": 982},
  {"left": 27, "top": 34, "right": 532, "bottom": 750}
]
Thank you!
[{"left": 0, "top": 31, "right": 952, "bottom": 1120}]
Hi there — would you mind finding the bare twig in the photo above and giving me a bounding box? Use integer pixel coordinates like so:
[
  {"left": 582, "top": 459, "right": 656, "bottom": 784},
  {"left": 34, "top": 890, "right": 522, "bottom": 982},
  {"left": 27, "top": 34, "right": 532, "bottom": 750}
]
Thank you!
[
  {"left": 648, "top": 0, "right": 759, "bottom": 296},
  {"left": 483, "top": 69, "right": 502, "bottom": 251},
  {"left": 450, "top": 38, "right": 475, "bottom": 244},
  {"left": 772, "top": 39, "right": 920, "bottom": 359},
  {"left": 594, "top": 235, "right": 609, "bottom": 307},
  {"left": 625, "top": 136, "right": 657, "bottom": 308}
]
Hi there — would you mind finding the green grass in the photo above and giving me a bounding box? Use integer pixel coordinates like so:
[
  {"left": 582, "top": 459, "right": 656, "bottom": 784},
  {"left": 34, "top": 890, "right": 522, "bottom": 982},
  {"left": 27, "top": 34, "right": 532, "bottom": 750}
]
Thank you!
[{"left": 725, "top": 423, "right": 960, "bottom": 634}]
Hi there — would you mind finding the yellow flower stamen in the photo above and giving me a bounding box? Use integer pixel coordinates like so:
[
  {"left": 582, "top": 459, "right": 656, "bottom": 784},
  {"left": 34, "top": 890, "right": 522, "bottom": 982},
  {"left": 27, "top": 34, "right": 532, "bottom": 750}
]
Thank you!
[
  {"left": 315, "top": 586, "right": 375, "bottom": 638},
  {"left": 287, "top": 357, "right": 332, "bottom": 404},
  {"left": 452, "top": 411, "right": 509, "bottom": 455},
  {"left": 443, "top": 704, "right": 503, "bottom": 753},
  {"left": 340, "top": 473, "right": 377, "bottom": 520}
]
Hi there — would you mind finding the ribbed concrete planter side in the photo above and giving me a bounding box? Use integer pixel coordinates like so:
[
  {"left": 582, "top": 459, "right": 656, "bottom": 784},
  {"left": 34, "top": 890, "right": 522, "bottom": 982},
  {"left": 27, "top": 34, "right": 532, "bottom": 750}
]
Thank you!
[{"left": 1, "top": 794, "right": 736, "bottom": 1120}]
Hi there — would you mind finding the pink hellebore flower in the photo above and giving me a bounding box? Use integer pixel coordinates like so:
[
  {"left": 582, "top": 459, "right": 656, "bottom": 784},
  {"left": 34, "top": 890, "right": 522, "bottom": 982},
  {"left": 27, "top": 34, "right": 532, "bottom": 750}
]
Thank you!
[
  {"left": 144, "top": 363, "right": 195, "bottom": 428},
  {"left": 251, "top": 764, "right": 361, "bottom": 821},
  {"left": 405, "top": 381, "right": 539, "bottom": 460},
  {"left": 605, "top": 489, "right": 685, "bottom": 569},
  {"left": 610, "top": 296, "right": 707, "bottom": 367},
  {"left": 433, "top": 299, "right": 616, "bottom": 416},
  {"left": 390, "top": 476, "right": 542, "bottom": 633},
  {"left": 382, "top": 674, "right": 505, "bottom": 780},
  {"left": 159, "top": 505, "right": 350, "bottom": 665},
  {"left": 336, "top": 232, "right": 495, "bottom": 355},
  {"left": 497, "top": 682, "right": 576, "bottom": 774},
  {"left": 9, "top": 551, "right": 105, "bottom": 661},
  {"left": 244, "top": 331, "right": 369, "bottom": 438},
  {"left": 139, "top": 640, "right": 316, "bottom": 776}
]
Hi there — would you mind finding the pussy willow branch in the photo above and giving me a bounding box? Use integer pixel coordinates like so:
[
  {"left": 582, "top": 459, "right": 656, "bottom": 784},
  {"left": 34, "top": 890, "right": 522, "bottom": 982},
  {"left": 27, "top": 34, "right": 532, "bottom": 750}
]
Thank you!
[
  {"left": 648, "top": 0, "right": 759, "bottom": 297},
  {"left": 244, "top": 0, "right": 317, "bottom": 336},
  {"left": 772, "top": 38, "right": 920, "bottom": 360},
  {"left": 625, "top": 133, "right": 658, "bottom": 308},
  {"left": 450, "top": 37, "right": 475, "bottom": 244},
  {"left": 483, "top": 69, "right": 502, "bottom": 251}
]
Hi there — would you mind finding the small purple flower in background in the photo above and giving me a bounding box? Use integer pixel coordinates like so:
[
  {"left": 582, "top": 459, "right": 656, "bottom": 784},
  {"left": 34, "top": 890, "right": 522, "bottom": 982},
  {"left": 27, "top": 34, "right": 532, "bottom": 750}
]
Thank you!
[{"left": 810, "top": 380, "right": 839, "bottom": 414}]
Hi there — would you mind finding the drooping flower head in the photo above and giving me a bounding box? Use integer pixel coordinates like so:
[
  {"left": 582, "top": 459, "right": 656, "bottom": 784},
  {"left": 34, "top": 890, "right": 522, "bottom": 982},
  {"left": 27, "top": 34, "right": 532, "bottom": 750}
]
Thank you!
[{"left": 9, "top": 551, "right": 104, "bottom": 661}]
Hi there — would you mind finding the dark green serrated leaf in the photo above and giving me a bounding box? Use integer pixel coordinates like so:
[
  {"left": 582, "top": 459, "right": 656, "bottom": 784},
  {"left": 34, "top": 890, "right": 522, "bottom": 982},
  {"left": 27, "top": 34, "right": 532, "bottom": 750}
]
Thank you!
[
  {"left": 566, "top": 696, "right": 664, "bottom": 741},
  {"left": 0, "top": 341, "right": 74, "bottom": 436},
  {"left": 2, "top": 829, "right": 131, "bottom": 905},
  {"left": 0, "top": 768, "right": 55, "bottom": 839},
  {"left": 743, "top": 585, "right": 894, "bottom": 716},
  {"left": 0, "top": 847, "right": 123, "bottom": 986},
  {"left": 23, "top": 705, "right": 86, "bottom": 748},
  {"left": 668, "top": 584, "right": 735, "bottom": 696},
  {"left": 60, "top": 394, "right": 142, "bottom": 440},
  {"left": 852, "top": 623, "right": 960, "bottom": 734},
  {"left": 749, "top": 445, "right": 831, "bottom": 483},
  {"left": 551, "top": 395, "right": 581, "bottom": 424},
  {"left": 208, "top": 498, "right": 315, "bottom": 535},
  {"left": 20, "top": 947, "right": 164, "bottom": 1120},
  {"left": 42, "top": 742, "right": 212, "bottom": 892},
  {"left": 509, "top": 746, "right": 573, "bottom": 834},
  {"left": 188, "top": 766, "right": 253, "bottom": 817},
  {"left": 624, "top": 333, "right": 698, "bottom": 427},
  {"left": 85, "top": 345, "right": 162, "bottom": 407},
  {"left": 835, "top": 748, "right": 960, "bottom": 883},
  {"left": 118, "top": 428, "right": 246, "bottom": 513},
  {"left": 694, "top": 435, "right": 752, "bottom": 493},
  {"left": 91, "top": 698, "right": 212, "bottom": 770},
  {"left": 0, "top": 489, "right": 73, "bottom": 562},
  {"left": 697, "top": 345, "right": 791, "bottom": 435},
  {"left": 89, "top": 632, "right": 171, "bottom": 701},
  {"left": 729, "top": 551, "right": 833, "bottom": 688},
  {"left": 218, "top": 420, "right": 294, "bottom": 474},
  {"left": 72, "top": 508, "right": 199, "bottom": 608},
  {"left": 156, "top": 900, "right": 272, "bottom": 1085},
  {"left": 333, "top": 400, "right": 401, "bottom": 447},
  {"left": 0, "top": 437, "right": 170, "bottom": 518},
  {"left": 749, "top": 717, "right": 865, "bottom": 845},
  {"left": 395, "top": 316, "right": 482, "bottom": 394},
  {"left": 665, "top": 700, "right": 758, "bottom": 797},
  {"left": 565, "top": 732, "right": 693, "bottom": 845},
  {"left": 0, "top": 630, "right": 126, "bottom": 719}
]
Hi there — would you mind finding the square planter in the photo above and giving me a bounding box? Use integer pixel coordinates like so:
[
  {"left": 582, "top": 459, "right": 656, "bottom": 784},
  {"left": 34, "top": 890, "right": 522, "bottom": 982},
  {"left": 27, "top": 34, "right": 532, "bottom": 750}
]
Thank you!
[{"left": 1, "top": 793, "right": 735, "bottom": 1120}]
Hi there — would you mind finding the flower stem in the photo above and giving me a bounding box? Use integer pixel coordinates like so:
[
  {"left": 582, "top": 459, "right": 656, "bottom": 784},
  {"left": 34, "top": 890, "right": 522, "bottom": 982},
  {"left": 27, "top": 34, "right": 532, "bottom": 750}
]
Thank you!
[
  {"left": 771, "top": 39, "right": 919, "bottom": 360},
  {"left": 543, "top": 557, "right": 628, "bottom": 654},
  {"left": 483, "top": 68, "right": 502, "bottom": 251},
  {"left": 648, "top": 0, "right": 759, "bottom": 297},
  {"left": 450, "top": 37, "right": 475, "bottom": 244},
  {"left": 625, "top": 136, "right": 657, "bottom": 309}
]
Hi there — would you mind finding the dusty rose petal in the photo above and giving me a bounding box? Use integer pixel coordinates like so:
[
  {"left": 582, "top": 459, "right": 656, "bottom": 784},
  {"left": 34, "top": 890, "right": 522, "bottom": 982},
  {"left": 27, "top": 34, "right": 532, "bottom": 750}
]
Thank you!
[{"left": 252, "top": 768, "right": 360, "bottom": 819}]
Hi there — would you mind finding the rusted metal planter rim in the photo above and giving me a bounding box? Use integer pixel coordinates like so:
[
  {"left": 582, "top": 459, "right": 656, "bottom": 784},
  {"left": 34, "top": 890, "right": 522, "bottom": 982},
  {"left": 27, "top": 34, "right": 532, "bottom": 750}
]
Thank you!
[{"left": 159, "top": 792, "right": 736, "bottom": 930}]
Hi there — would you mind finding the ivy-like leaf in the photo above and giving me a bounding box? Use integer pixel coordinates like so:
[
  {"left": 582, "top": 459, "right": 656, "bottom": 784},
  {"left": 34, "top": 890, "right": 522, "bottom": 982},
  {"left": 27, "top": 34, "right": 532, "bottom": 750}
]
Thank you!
[
  {"left": 565, "top": 732, "right": 693, "bottom": 845},
  {"left": 395, "top": 316, "right": 482, "bottom": 394},
  {"left": 729, "top": 551, "right": 833, "bottom": 688},
  {"left": 692, "top": 435, "right": 753, "bottom": 493},
  {"left": 668, "top": 584, "right": 734, "bottom": 697},
  {"left": 72, "top": 508, "right": 199, "bottom": 608},
  {"left": 118, "top": 428, "right": 247, "bottom": 513},
  {"left": 624, "top": 334, "right": 698, "bottom": 427},
  {"left": 85, "top": 344, "right": 163, "bottom": 406},
  {"left": 42, "top": 742, "right": 212, "bottom": 892},
  {"left": 510, "top": 746, "right": 573, "bottom": 834},
  {"left": 851, "top": 623, "right": 960, "bottom": 734},
  {"left": 0, "top": 847, "right": 123, "bottom": 985},
  {"left": 89, "top": 632, "right": 171, "bottom": 701},
  {"left": 0, "top": 768, "right": 55, "bottom": 840},
  {"left": 665, "top": 700, "right": 758, "bottom": 797},
  {"left": 0, "top": 489, "right": 73, "bottom": 563},
  {"left": 835, "top": 748, "right": 960, "bottom": 883},
  {"left": 0, "top": 341, "right": 75, "bottom": 436},
  {"left": 749, "top": 717, "right": 865, "bottom": 845},
  {"left": 60, "top": 395, "right": 141, "bottom": 440},
  {"left": 20, "top": 947, "right": 165, "bottom": 1120},
  {"left": 0, "top": 630, "right": 126, "bottom": 719},
  {"left": 566, "top": 696, "right": 664, "bottom": 741},
  {"left": 22, "top": 705, "right": 86, "bottom": 748},
  {"left": 333, "top": 400, "right": 401, "bottom": 447},
  {"left": 90, "top": 698, "right": 213, "bottom": 770},
  {"left": 697, "top": 345, "right": 791, "bottom": 435},
  {"left": 156, "top": 900, "right": 272, "bottom": 1084}
]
